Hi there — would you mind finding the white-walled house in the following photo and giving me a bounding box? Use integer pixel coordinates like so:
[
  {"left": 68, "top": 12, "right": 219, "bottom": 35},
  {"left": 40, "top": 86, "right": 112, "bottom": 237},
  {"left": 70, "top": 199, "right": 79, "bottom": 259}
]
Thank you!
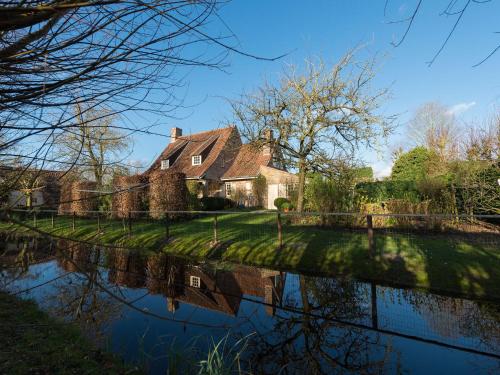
[{"left": 147, "top": 126, "right": 297, "bottom": 208}]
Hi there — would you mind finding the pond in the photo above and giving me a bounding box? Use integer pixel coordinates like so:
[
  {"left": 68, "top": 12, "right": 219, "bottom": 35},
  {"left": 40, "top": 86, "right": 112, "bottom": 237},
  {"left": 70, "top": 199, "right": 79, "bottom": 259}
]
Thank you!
[{"left": 1, "top": 234, "right": 499, "bottom": 374}]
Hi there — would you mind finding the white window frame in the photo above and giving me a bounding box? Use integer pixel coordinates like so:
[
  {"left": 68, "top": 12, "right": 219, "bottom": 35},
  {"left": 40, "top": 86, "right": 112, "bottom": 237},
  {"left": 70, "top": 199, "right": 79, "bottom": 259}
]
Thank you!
[
  {"left": 192, "top": 155, "right": 202, "bottom": 166},
  {"left": 161, "top": 159, "right": 170, "bottom": 170},
  {"left": 225, "top": 182, "right": 232, "bottom": 197},
  {"left": 190, "top": 276, "right": 201, "bottom": 288}
]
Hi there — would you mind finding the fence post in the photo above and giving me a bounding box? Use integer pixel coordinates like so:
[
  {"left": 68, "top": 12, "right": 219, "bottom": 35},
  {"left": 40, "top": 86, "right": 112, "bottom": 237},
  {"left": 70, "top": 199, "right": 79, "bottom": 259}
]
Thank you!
[
  {"left": 128, "top": 211, "right": 132, "bottom": 236},
  {"left": 367, "top": 214, "right": 375, "bottom": 254},
  {"left": 33, "top": 212, "right": 37, "bottom": 227},
  {"left": 277, "top": 212, "right": 283, "bottom": 249},
  {"left": 51, "top": 213, "right": 54, "bottom": 229},
  {"left": 213, "top": 214, "right": 218, "bottom": 244},
  {"left": 72, "top": 211, "right": 76, "bottom": 231},
  {"left": 122, "top": 217, "right": 126, "bottom": 232},
  {"left": 97, "top": 212, "right": 101, "bottom": 232},
  {"left": 165, "top": 213, "right": 170, "bottom": 240}
]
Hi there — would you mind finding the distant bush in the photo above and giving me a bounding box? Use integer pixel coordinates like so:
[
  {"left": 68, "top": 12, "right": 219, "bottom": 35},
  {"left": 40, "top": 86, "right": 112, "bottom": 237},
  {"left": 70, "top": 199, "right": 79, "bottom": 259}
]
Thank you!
[
  {"left": 281, "top": 202, "right": 294, "bottom": 211},
  {"left": 355, "top": 180, "right": 421, "bottom": 203},
  {"left": 200, "top": 196, "right": 235, "bottom": 211},
  {"left": 391, "top": 146, "right": 434, "bottom": 181},
  {"left": 274, "top": 197, "right": 290, "bottom": 210}
]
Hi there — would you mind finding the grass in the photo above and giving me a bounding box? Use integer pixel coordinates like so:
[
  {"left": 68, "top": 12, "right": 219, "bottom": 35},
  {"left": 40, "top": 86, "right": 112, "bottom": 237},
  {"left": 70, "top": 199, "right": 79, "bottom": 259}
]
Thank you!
[
  {"left": 1, "top": 212, "right": 500, "bottom": 299},
  {"left": 0, "top": 291, "right": 141, "bottom": 374}
]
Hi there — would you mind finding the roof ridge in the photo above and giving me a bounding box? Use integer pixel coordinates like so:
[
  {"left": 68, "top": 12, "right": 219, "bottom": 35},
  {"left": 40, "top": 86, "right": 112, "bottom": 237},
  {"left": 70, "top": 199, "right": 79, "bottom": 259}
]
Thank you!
[{"left": 179, "top": 125, "right": 234, "bottom": 138}]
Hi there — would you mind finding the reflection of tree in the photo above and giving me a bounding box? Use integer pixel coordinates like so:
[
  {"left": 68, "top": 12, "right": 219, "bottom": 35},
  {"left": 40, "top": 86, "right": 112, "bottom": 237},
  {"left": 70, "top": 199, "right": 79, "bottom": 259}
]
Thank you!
[
  {"left": 247, "top": 276, "right": 396, "bottom": 374},
  {"left": 400, "top": 289, "right": 500, "bottom": 354},
  {"left": 0, "top": 235, "right": 54, "bottom": 288},
  {"left": 49, "top": 243, "right": 122, "bottom": 344}
]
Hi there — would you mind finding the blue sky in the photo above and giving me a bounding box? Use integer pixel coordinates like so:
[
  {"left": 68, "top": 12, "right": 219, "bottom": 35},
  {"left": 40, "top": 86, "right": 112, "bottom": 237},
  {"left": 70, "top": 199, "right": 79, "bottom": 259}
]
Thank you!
[{"left": 129, "top": 0, "right": 500, "bottom": 177}]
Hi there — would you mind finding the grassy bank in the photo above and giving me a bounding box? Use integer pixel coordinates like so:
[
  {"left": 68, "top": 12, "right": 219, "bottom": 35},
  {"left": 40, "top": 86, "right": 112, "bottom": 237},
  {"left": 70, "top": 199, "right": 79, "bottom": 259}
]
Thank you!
[
  {"left": 0, "top": 291, "right": 140, "bottom": 374},
  {"left": 1, "top": 213, "right": 500, "bottom": 299}
]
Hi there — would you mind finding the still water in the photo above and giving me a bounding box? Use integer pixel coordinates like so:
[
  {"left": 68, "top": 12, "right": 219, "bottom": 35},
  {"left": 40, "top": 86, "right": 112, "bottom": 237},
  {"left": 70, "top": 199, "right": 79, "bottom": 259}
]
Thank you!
[{"left": 1, "top": 234, "right": 499, "bottom": 374}]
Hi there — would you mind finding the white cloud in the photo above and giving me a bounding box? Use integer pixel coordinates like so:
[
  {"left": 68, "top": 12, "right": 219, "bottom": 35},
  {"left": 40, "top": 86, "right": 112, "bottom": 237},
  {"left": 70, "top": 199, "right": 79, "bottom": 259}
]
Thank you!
[
  {"left": 447, "top": 101, "right": 476, "bottom": 116},
  {"left": 373, "top": 163, "right": 392, "bottom": 180}
]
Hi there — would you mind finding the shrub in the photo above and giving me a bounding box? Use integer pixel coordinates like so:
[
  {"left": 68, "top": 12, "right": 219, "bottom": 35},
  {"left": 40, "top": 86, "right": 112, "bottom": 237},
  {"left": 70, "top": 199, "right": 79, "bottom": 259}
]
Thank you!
[
  {"left": 355, "top": 180, "right": 421, "bottom": 203},
  {"left": 232, "top": 188, "right": 246, "bottom": 207},
  {"left": 274, "top": 197, "right": 290, "bottom": 210},
  {"left": 200, "top": 197, "right": 235, "bottom": 211},
  {"left": 281, "top": 202, "right": 294, "bottom": 211},
  {"left": 252, "top": 174, "right": 267, "bottom": 207},
  {"left": 391, "top": 146, "right": 434, "bottom": 181}
]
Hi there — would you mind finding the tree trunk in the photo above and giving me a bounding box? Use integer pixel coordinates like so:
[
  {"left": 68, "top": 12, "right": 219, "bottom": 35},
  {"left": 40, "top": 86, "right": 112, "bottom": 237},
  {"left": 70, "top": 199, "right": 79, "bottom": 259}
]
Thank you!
[{"left": 296, "top": 158, "right": 306, "bottom": 212}]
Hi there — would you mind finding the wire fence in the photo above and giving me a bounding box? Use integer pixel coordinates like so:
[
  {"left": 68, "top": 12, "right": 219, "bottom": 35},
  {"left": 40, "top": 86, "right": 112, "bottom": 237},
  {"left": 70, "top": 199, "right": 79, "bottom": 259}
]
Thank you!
[{"left": 5, "top": 208, "right": 499, "bottom": 247}]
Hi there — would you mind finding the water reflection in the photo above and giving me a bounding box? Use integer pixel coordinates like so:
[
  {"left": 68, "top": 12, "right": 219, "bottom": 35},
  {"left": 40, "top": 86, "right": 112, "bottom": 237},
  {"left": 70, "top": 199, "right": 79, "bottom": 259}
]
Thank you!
[{"left": 1, "top": 234, "right": 499, "bottom": 374}]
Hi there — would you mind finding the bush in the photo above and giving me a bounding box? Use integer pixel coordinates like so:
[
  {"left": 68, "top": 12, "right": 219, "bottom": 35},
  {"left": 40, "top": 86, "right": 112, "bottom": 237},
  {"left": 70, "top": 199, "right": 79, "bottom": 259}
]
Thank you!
[
  {"left": 355, "top": 180, "right": 421, "bottom": 203},
  {"left": 200, "top": 197, "right": 235, "bottom": 211},
  {"left": 274, "top": 197, "right": 290, "bottom": 210},
  {"left": 281, "top": 202, "right": 294, "bottom": 211},
  {"left": 252, "top": 174, "right": 267, "bottom": 207}
]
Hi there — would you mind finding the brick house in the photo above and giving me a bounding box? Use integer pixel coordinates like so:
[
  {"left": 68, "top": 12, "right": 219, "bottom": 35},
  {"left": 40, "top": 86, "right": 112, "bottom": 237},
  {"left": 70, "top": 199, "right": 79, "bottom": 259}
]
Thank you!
[{"left": 148, "top": 126, "right": 298, "bottom": 208}]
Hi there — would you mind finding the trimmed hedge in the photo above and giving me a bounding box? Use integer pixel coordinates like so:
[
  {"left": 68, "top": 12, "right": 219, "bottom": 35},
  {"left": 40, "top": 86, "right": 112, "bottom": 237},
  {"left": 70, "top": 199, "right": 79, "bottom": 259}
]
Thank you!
[
  {"left": 355, "top": 180, "right": 421, "bottom": 203},
  {"left": 200, "top": 197, "right": 235, "bottom": 211}
]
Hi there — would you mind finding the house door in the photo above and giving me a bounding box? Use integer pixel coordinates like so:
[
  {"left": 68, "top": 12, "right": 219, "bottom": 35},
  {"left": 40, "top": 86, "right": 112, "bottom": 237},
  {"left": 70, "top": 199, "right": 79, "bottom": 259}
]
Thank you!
[{"left": 267, "top": 184, "right": 279, "bottom": 209}]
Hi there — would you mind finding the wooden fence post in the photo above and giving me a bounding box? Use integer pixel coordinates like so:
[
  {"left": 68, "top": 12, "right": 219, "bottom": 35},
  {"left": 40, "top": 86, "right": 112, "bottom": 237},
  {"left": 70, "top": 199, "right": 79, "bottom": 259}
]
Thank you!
[
  {"left": 277, "top": 212, "right": 283, "bottom": 249},
  {"left": 367, "top": 214, "right": 375, "bottom": 254},
  {"left": 122, "top": 217, "right": 126, "bottom": 232},
  {"left": 72, "top": 211, "right": 76, "bottom": 231},
  {"left": 128, "top": 211, "right": 132, "bottom": 236},
  {"left": 33, "top": 212, "right": 37, "bottom": 227},
  {"left": 213, "top": 214, "right": 218, "bottom": 244},
  {"left": 51, "top": 213, "right": 54, "bottom": 229}
]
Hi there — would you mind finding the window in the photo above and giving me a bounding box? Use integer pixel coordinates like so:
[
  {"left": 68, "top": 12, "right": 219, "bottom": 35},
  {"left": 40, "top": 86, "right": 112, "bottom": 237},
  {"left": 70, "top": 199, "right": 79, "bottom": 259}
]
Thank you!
[
  {"left": 192, "top": 155, "right": 202, "bottom": 166},
  {"left": 225, "top": 182, "right": 232, "bottom": 197},
  {"left": 190, "top": 276, "right": 201, "bottom": 288},
  {"left": 161, "top": 159, "right": 169, "bottom": 170},
  {"left": 245, "top": 182, "right": 251, "bottom": 191}
]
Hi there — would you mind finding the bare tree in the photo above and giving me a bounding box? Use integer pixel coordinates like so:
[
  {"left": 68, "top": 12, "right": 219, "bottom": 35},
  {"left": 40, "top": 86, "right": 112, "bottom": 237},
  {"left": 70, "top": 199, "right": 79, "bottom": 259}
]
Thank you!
[
  {"left": 53, "top": 103, "right": 131, "bottom": 188},
  {"left": 462, "top": 112, "right": 500, "bottom": 161},
  {"left": 0, "top": 0, "right": 280, "bottom": 196},
  {"left": 231, "top": 50, "right": 394, "bottom": 212},
  {"left": 408, "top": 102, "right": 460, "bottom": 162}
]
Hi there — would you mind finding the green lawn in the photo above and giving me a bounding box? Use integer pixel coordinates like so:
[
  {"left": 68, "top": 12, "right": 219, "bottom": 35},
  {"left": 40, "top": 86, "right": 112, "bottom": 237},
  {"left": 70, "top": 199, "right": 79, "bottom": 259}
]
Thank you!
[
  {"left": 0, "top": 291, "right": 141, "bottom": 374},
  {"left": 2, "top": 212, "right": 500, "bottom": 299}
]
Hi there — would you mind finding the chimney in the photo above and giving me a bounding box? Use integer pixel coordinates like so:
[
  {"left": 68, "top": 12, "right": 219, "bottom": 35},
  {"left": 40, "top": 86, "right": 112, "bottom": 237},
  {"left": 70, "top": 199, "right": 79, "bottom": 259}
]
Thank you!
[
  {"left": 171, "top": 127, "right": 182, "bottom": 143},
  {"left": 263, "top": 129, "right": 273, "bottom": 156}
]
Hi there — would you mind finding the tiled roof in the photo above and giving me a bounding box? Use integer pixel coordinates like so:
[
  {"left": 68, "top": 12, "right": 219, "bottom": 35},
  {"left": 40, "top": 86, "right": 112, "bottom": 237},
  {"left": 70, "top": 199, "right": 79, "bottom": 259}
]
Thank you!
[
  {"left": 222, "top": 143, "right": 272, "bottom": 179},
  {"left": 146, "top": 127, "right": 236, "bottom": 179}
]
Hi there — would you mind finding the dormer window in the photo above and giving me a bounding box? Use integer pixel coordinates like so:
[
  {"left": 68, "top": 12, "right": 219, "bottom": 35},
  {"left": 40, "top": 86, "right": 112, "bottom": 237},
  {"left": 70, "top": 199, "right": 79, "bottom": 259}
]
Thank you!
[
  {"left": 161, "top": 159, "right": 170, "bottom": 170},
  {"left": 192, "top": 155, "right": 202, "bottom": 166}
]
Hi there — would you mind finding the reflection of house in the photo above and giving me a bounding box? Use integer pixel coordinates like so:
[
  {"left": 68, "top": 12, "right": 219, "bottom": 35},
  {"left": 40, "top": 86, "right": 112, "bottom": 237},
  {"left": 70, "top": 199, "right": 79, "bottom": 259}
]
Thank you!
[
  {"left": 103, "top": 250, "right": 285, "bottom": 316},
  {"left": 167, "top": 265, "right": 284, "bottom": 316},
  {"left": 147, "top": 126, "right": 298, "bottom": 208}
]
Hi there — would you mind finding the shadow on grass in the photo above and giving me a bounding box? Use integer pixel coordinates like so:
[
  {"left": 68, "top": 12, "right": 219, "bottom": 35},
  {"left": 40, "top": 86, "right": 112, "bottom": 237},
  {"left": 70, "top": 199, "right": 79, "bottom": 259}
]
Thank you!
[{"left": 2, "top": 214, "right": 500, "bottom": 299}]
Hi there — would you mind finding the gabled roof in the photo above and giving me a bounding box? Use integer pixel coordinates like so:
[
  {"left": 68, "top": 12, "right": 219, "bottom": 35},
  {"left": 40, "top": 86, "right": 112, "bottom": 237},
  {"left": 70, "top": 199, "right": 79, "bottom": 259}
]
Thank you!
[
  {"left": 146, "top": 127, "right": 236, "bottom": 179},
  {"left": 222, "top": 143, "right": 273, "bottom": 179}
]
